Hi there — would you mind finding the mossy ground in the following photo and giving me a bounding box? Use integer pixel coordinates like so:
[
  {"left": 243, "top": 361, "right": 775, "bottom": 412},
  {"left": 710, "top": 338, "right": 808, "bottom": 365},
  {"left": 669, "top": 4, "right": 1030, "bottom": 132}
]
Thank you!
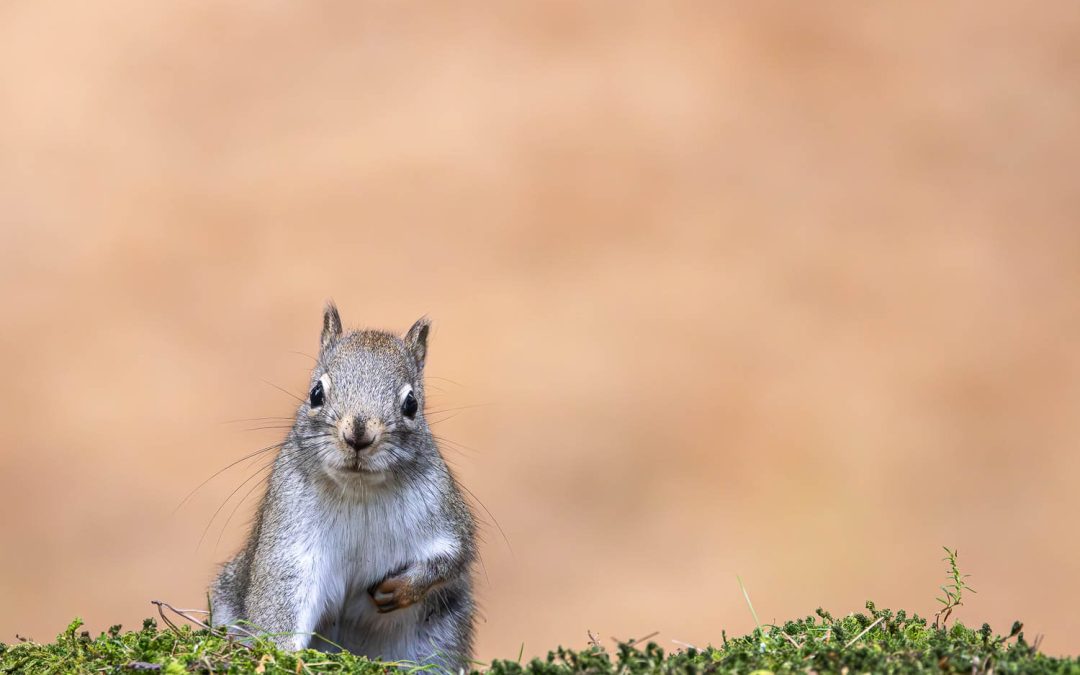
[{"left": 3, "top": 602, "right": 1077, "bottom": 674}]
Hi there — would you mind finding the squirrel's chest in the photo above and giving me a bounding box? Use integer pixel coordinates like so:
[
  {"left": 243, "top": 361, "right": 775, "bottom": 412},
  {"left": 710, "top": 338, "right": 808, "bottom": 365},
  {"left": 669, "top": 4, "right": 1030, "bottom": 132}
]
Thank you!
[
  {"left": 301, "top": 496, "right": 435, "bottom": 634},
  {"left": 307, "top": 494, "right": 435, "bottom": 592}
]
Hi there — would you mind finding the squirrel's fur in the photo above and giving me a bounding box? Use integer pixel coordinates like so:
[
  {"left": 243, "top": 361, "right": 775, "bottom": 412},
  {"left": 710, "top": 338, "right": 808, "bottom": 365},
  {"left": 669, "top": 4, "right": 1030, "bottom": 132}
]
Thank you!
[{"left": 210, "top": 304, "right": 477, "bottom": 671}]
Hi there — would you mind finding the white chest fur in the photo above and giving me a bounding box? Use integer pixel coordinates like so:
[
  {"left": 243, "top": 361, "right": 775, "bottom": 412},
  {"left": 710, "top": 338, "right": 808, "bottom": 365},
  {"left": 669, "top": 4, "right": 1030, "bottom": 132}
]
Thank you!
[{"left": 293, "top": 476, "right": 456, "bottom": 654}]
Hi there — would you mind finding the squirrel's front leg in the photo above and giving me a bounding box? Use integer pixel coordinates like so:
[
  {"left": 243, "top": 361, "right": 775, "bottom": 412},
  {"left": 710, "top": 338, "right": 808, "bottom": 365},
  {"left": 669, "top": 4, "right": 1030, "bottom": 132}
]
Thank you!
[
  {"left": 369, "top": 544, "right": 469, "bottom": 613},
  {"left": 247, "top": 554, "right": 323, "bottom": 650}
]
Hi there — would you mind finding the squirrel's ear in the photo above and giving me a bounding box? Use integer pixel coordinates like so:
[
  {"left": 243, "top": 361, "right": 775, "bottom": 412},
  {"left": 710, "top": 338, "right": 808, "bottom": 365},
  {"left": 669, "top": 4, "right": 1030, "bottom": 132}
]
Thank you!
[
  {"left": 321, "top": 302, "right": 343, "bottom": 349},
  {"left": 404, "top": 316, "right": 431, "bottom": 370}
]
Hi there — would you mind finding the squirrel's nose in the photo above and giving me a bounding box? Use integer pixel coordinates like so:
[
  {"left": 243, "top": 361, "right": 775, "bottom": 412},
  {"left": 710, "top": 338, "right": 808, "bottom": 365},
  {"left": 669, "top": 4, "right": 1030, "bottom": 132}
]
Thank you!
[{"left": 342, "top": 417, "right": 376, "bottom": 451}]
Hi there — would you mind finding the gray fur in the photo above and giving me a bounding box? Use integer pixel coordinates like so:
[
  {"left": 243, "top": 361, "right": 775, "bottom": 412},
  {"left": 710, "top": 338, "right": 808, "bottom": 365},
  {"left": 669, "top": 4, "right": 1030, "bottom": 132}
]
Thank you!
[{"left": 210, "top": 306, "right": 477, "bottom": 672}]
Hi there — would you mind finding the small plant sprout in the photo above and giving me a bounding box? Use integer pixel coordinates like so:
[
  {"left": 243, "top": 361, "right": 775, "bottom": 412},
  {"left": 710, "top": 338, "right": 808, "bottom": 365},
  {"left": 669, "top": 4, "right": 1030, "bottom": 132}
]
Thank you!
[
  {"left": 736, "top": 576, "right": 768, "bottom": 653},
  {"left": 934, "top": 546, "right": 976, "bottom": 628}
]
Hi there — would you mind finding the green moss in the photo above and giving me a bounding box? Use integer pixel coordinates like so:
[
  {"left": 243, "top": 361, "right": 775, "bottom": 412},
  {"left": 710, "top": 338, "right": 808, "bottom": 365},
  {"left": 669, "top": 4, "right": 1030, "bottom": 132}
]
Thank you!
[
  {"left": 3, "top": 604, "right": 1078, "bottom": 674},
  {"left": 0, "top": 618, "right": 387, "bottom": 675},
  {"left": 487, "top": 605, "right": 1079, "bottom": 675}
]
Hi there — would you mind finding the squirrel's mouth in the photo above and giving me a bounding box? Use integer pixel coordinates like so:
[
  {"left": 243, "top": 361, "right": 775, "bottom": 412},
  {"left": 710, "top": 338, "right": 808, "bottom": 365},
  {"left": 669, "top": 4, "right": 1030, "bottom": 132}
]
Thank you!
[
  {"left": 339, "top": 451, "right": 386, "bottom": 475},
  {"left": 327, "top": 461, "right": 383, "bottom": 479},
  {"left": 328, "top": 439, "right": 402, "bottom": 477}
]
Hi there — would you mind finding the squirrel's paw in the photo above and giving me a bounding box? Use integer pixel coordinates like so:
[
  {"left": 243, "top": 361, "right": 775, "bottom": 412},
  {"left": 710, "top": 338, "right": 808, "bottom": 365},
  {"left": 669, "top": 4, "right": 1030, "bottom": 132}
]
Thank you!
[{"left": 369, "top": 575, "right": 423, "bottom": 613}]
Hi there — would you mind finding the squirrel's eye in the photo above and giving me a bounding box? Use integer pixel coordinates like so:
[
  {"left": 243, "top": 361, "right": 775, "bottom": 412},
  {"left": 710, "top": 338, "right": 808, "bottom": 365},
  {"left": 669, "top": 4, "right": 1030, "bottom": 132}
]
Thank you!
[
  {"left": 309, "top": 381, "right": 325, "bottom": 408},
  {"left": 401, "top": 391, "right": 418, "bottom": 419}
]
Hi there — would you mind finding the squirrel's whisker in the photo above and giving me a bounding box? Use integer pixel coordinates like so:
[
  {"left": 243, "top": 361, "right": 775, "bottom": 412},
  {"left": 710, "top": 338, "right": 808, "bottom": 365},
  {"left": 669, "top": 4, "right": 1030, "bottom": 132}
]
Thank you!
[
  {"left": 197, "top": 460, "right": 277, "bottom": 551},
  {"left": 173, "top": 441, "right": 289, "bottom": 515}
]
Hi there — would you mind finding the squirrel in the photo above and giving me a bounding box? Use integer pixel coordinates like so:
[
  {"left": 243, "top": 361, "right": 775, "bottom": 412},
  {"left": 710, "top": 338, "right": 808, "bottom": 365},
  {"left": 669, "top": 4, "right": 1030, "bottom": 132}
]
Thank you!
[{"left": 210, "top": 303, "right": 478, "bottom": 671}]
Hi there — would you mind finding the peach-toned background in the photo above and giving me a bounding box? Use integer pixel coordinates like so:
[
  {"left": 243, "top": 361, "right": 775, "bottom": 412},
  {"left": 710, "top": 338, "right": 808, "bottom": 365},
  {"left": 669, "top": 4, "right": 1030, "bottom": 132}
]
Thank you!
[{"left": 2, "top": 0, "right": 1079, "bottom": 659}]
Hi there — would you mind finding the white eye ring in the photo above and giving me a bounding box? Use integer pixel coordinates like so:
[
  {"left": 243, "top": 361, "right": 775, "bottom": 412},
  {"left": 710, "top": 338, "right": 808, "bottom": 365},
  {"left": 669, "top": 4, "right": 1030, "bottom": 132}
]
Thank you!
[
  {"left": 308, "top": 374, "right": 331, "bottom": 413},
  {"left": 399, "top": 384, "right": 418, "bottom": 419}
]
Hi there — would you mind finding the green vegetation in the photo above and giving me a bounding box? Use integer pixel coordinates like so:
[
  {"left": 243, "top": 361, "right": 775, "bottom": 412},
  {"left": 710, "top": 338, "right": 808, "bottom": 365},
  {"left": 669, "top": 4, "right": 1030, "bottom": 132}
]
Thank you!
[
  {"left": 3, "top": 608, "right": 1076, "bottom": 675},
  {"left": 3, "top": 550, "right": 1078, "bottom": 674}
]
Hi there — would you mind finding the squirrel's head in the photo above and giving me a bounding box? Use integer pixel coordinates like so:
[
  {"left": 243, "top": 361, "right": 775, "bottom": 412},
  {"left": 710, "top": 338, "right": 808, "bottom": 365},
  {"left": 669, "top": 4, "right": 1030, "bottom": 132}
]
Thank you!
[{"left": 295, "top": 302, "right": 433, "bottom": 479}]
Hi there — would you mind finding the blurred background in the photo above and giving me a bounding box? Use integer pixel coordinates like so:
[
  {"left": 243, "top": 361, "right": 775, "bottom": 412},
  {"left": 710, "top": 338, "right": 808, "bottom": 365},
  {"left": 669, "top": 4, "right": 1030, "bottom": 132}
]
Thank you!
[{"left": 2, "top": 0, "right": 1079, "bottom": 659}]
